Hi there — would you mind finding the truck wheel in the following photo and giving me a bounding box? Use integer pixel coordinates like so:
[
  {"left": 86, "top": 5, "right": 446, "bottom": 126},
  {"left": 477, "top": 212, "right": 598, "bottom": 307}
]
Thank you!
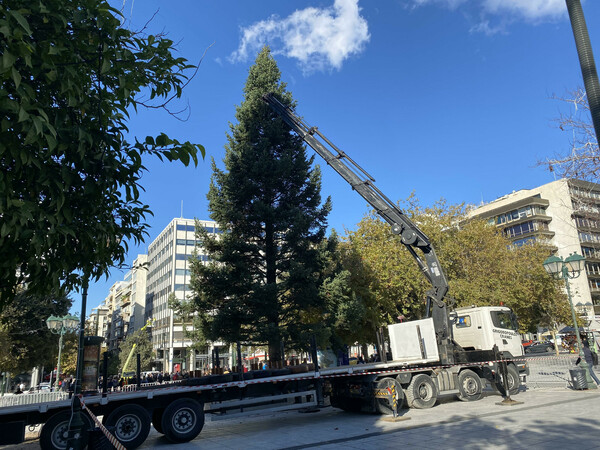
[
  {"left": 374, "top": 377, "right": 404, "bottom": 415},
  {"left": 492, "top": 364, "right": 521, "bottom": 396},
  {"left": 405, "top": 374, "right": 437, "bottom": 409},
  {"left": 104, "top": 404, "right": 151, "bottom": 449},
  {"left": 457, "top": 369, "right": 483, "bottom": 402},
  {"left": 505, "top": 364, "right": 521, "bottom": 395},
  {"left": 161, "top": 398, "right": 205, "bottom": 443},
  {"left": 40, "top": 410, "right": 93, "bottom": 450},
  {"left": 152, "top": 408, "right": 164, "bottom": 434}
]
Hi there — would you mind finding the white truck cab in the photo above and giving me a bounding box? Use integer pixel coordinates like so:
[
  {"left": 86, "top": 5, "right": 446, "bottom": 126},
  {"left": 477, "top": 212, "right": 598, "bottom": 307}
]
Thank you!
[{"left": 451, "top": 306, "right": 524, "bottom": 357}]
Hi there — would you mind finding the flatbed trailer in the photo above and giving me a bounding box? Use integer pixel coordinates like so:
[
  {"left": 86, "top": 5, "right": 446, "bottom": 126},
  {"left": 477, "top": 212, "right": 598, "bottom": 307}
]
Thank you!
[{"left": 0, "top": 350, "right": 526, "bottom": 450}]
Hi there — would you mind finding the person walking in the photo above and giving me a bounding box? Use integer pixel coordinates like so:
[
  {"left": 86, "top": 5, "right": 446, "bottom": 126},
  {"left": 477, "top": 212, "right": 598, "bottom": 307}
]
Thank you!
[{"left": 576, "top": 340, "right": 600, "bottom": 385}]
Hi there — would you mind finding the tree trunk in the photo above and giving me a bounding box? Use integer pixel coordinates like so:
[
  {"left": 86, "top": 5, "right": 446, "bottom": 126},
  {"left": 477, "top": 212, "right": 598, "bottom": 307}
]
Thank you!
[{"left": 265, "top": 220, "right": 281, "bottom": 364}]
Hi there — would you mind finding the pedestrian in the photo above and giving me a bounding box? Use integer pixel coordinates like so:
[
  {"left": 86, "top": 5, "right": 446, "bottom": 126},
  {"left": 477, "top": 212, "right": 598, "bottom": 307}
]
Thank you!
[
  {"left": 14, "top": 385, "right": 23, "bottom": 395},
  {"left": 157, "top": 372, "right": 163, "bottom": 384},
  {"left": 576, "top": 340, "right": 600, "bottom": 385}
]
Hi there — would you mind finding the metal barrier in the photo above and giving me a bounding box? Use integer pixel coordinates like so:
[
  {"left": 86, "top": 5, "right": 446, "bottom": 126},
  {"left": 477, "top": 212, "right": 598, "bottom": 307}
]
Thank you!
[
  {"left": 525, "top": 355, "right": 579, "bottom": 389},
  {"left": 0, "top": 391, "right": 69, "bottom": 408}
]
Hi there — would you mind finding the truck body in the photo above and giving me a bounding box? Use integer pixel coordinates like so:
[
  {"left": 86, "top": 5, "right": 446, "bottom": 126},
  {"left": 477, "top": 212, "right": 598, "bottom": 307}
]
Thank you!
[
  {"left": 0, "top": 95, "right": 527, "bottom": 449},
  {"left": 0, "top": 311, "right": 525, "bottom": 449}
]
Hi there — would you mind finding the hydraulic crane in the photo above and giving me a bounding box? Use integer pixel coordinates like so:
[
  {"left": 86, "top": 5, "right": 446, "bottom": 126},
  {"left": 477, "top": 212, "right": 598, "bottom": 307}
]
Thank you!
[{"left": 263, "top": 93, "right": 456, "bottom": 364}]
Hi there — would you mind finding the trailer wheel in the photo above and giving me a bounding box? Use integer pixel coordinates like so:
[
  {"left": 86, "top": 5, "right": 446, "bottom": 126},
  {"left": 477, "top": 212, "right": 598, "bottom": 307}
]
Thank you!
[
  {"left": 40, "top": 410, "right": 93, "bottom": 450},
  {"left": 405, "top": 374, "right": 437, "bottom": 409},
  {"left": 152, "top": 408, "right": 164, "bottom": 434},
  {"left": 374, "top": 377, "right": 404, "bottom": 415},
  {"left": 104, "top": 404, "right": 151, "bottom": 449},
  {"left": 161, "top": 398, "right": 205, "bottom": 443},
  {"left": 457, "top": 369, "right": 483, "bottom": 402}
]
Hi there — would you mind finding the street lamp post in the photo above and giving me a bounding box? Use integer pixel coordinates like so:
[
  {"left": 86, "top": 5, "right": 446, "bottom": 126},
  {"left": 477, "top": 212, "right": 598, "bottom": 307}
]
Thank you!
[
  {"left": 46, "top": 315, "right": 79, "bottom": 391},
  {"left": 543, "top": 252, "right": 597, "bottom": 389}
]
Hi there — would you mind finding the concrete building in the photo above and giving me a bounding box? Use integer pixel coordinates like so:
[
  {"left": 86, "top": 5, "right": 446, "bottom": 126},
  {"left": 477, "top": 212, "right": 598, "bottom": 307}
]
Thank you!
[
  {"left": 104, "top": 280, "right": 127, "bottom": 352},
  {"left": 124, "top": 254, "right": 149, "bottom": 334},
  {"left": 89, "top": 302, "right": 110, "bottom": 351},
  {"left": 468, "top": 178, "right": 600, "bottom": 329},
  {"left": 144, "top": 218, "right": 222, "bottom": 372}
]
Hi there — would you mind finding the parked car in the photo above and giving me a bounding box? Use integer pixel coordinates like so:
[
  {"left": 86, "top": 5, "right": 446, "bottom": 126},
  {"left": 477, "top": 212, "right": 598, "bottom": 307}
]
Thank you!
[
  {"left": 27, "top": 383, "right": 51, "bottom": 394},
  {"left": 522, "top": 339, "right": 535, "bottom": 347},
  {"left": 525, "top": 341, "right": 555, "bottom": 353}
]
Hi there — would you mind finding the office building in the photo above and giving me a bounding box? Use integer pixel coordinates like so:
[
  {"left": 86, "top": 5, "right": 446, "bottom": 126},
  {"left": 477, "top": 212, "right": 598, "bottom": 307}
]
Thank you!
[
  {"left": 468, "top": 178, "right": 600, "bottom": 329},
  {"left": 145, "top": 218, "right": 221, "bottom": 372}
]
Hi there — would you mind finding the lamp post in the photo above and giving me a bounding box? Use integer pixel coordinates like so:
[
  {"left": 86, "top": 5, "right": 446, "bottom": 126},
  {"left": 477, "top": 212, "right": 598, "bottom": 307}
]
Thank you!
[
  {"left": 543, "top": 252, "right": 597, "bottom": 389},
  {"left": 46, "top": 314, "right": 79, "bottom": 391}
]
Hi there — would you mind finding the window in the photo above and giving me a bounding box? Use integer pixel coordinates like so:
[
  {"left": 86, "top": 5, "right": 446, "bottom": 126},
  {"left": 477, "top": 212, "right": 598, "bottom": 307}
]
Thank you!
[
  {"left": 456, "top": 316, "right": 471, "bottom": 328},
  {"left": 490, "top": 311, "right": 518, "bottom": 331}
]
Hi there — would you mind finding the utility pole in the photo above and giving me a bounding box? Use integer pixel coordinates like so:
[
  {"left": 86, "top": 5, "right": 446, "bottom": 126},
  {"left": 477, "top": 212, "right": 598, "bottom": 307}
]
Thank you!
[{"left": 566, "top": 0, "right": 600, "bottom": 145}]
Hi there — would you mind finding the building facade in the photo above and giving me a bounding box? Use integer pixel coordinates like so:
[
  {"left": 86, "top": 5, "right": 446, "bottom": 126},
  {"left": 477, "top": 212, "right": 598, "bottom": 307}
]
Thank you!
[
  {"left": 145, "top": 218, "right": 221, "bottom": 372},
  {"left": 468, "top": 178, "right": 600, "bottom": 329},
  {"left": 125, "top": 254, "right": 149, "bottom": 334}
]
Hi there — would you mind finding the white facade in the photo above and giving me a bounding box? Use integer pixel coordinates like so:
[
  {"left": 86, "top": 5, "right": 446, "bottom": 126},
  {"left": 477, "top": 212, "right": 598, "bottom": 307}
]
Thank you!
[
  {"left": 468, "top": 178, "right": 600, "bottom": 326},
  {"left": 145, "top": 218, "right": 221, "bottom": 372},
  {"left": 125, "top": 254, "right": 148, "bottom": 333}
]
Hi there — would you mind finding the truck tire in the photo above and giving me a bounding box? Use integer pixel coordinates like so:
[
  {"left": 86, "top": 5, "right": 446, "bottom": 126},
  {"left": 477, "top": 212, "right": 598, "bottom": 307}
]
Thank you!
[
  {"left": 104, "top": 404, "right": 151, "bottom": 449},
  {"left": 152, "top": 408, "right": 164, "bottom": 434},
  {"left": 405, "top": 374, "right": 437, "bottom": 409},
  {"left": 40, "top": 410, "right": 93, "bottom": 450},
  {"left": 492, "top": 364, "right": 521, "bottom": 396},
  {"left": 161, "top": 398, "right": 205, "bottom": 443},
  {"left": 505, "top": 364, "right": 521, "bottom": 395},
  {"left": 457, "top": 369, "right": 483, "bottom": 402},
  {"left": 374, "top": 377, "right": 404, "bottom": 415}
]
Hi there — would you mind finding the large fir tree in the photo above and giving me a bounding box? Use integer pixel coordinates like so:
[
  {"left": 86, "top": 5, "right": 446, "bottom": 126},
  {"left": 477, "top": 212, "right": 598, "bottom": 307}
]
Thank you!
[{"left": 189, "top": 47, "right": 331, "bottom": 363}]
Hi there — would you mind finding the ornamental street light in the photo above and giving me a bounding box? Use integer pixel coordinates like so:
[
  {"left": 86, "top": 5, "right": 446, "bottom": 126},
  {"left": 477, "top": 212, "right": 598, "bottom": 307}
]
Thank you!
[
  {"left": 543, "top": 252, "right": 597, "bottom": 389},
  {"left": 46, "top": 314, "right": 79, "bottom": 391}
]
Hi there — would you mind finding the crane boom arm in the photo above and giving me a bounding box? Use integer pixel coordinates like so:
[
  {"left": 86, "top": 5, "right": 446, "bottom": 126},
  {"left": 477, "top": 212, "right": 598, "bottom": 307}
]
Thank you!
[{"left": 263, "top": 93, "right": 453, "bottom": 351}]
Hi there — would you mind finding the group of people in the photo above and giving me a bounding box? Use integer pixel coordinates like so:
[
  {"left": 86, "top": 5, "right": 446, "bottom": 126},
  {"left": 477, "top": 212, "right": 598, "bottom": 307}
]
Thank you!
[{"left": 100, "top": 370, "right": 191, "bottom": 390}]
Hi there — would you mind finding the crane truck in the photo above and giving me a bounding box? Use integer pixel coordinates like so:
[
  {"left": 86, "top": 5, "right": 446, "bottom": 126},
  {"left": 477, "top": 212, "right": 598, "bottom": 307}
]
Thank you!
[
  {"left": 0, "top": 95, "right": 527, "bottom": 450},
  {"left": 261, "top": 92, "right": 527, "bottom": 411}
]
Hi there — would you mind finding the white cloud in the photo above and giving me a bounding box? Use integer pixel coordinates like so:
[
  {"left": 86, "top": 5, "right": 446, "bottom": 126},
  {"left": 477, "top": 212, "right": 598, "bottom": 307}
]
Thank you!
[
  {"left": 482, "top": 0, "right": 566, "bottom": 22},
  {"left": 229, "top": 0, "right": 370, "bottom": 74},
  {"left": 409, "top": 0, "right": 568, "bottom": 31}
]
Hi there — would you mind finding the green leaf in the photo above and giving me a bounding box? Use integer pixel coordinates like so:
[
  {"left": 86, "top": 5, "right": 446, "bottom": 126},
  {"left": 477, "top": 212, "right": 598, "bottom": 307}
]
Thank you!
[
  {"left": 101, "top": 58, "right": 111, "bottom": 74},
  {"left": 17, "top": 107, "right": 29, "bottom": 123},
  {"left": 1, "top": 51, "right": 16, "bottom": 70},
  {"left": 11, "top": 67, "right": 21, "bottom": 89},
  {"left": 8, "top": 10, "right": 32, "bottom": 35}
]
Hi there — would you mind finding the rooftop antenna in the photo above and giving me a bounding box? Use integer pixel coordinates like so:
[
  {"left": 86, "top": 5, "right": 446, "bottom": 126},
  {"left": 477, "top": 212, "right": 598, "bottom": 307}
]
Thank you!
[{"left": 181, "top": 200, "right": 184, "bottom": 218}]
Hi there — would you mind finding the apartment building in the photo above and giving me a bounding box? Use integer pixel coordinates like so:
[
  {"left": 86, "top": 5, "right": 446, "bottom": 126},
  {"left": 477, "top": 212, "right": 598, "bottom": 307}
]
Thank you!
[
  {"left": 124, "top": 254, "right": 149, "bottom": 334},
  {"left": 89, "top": 303, "right": 110, "bottom": 351},
  {"left": 144, "top": 218, "right": 221, "bottom": 372},
  {"left": 468, "top": 178, "right": 600, "bottom": 329},
  {"left": 104, "top": 280, "right": 127, "bottom": 352}
]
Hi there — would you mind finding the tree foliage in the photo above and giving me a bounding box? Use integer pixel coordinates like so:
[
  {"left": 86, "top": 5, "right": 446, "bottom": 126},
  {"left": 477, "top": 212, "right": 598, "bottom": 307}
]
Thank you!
[
  {"left": 344, "top": 195, "right": 571, "bottom": 332},
  {"left": 0, "top": 291, "right": 71, "bottom": 374},
  {"left": 118, "top": 327, "right": 155, "bottom": 373},
  {"left": 0, "top": 0, "right": 204, "bottom": 307},
  {"left": 319, "top": 232, "right": 380, "bottom": 348},
  {"left": 188, "top": 47, "right": 331, "bottom": 362},
  {"left": 541, "top": 88, "right": 599, "bottom": 181}
]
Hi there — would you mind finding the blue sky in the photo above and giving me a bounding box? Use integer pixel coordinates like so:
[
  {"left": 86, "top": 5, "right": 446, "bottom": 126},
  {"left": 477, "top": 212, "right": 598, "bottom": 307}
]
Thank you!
[{"left": 75, "top": 0, "right": 600, "bottom": 316}]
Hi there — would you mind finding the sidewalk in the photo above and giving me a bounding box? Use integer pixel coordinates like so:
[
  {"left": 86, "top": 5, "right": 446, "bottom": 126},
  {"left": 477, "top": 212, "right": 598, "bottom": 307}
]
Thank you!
[
  {"left": 7, "top": 387, "right": 600, "bottom": 449},
  {"left": 136, "top": 388, "right": 600, "bottom": 449}
]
